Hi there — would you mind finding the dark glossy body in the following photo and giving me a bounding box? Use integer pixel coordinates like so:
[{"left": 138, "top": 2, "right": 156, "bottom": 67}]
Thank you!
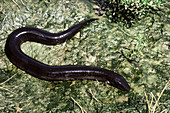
[{"left": 5, "top": 19, "right": 130, "bottom": 91}]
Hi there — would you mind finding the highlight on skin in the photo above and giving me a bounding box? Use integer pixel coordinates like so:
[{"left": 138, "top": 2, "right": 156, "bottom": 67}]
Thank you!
[{"left": 5, "top": 18, "right": 130, "bottom": 91}]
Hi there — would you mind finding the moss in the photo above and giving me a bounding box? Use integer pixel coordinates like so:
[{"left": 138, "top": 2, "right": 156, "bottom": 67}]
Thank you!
[{"left": 0, "top": 0, "right": 169, "bottom": 112}]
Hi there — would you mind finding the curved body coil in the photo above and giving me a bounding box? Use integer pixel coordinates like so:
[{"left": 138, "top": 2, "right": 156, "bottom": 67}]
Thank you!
[{"left": 5, "top": 19, "right": 130, "bottom": 91}]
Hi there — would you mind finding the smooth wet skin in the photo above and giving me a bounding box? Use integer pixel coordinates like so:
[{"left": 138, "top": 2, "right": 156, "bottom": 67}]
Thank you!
[{"left": 5, "top": 19, "right": 130, "bottom": 91}]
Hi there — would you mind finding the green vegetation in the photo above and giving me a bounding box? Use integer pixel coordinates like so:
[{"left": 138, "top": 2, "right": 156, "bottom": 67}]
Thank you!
[
  {"left": 0, "top": 0, "right": 169, "bottom": 112},
  {"left": 89, "top": 0, "right": 165, "bottom": 27}
]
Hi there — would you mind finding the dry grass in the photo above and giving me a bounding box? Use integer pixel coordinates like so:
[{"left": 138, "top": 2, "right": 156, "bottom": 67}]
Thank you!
[{"left": 0, "top": 0, "right": 169, "bottom": 112}]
